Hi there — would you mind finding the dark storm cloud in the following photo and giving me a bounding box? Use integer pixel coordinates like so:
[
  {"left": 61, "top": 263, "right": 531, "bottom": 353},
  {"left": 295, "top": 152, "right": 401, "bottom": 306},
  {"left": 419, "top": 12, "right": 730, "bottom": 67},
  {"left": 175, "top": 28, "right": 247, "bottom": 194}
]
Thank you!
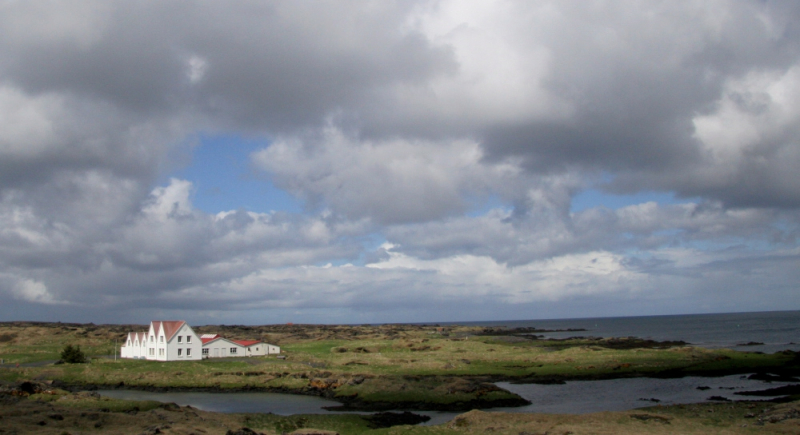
[
  {"left": 474, "top": 0, "right": 800, "bottom": 209},
  {"left": 0, "top": 1, "right": 455, "bottom": 130}
]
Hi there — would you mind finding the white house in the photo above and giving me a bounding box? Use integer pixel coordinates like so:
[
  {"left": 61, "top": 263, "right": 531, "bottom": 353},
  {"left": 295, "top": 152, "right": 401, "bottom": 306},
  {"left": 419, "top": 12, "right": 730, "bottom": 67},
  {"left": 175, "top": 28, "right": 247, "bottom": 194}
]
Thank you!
[
  {"left": 120, "top": 332, "right": 148, "bottom": 359},
  {"left": 120, "top": 321, "right": 202, "bottom": 361},
  {"left": 201, "top": 335, "right": 280, "bottom": 358}
]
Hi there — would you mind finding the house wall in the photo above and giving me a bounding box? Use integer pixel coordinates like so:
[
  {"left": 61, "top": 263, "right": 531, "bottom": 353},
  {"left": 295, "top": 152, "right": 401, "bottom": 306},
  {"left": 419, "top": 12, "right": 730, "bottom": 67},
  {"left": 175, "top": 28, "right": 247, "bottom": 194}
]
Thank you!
[
  {"left": 146, "top": 323, "right": 160, "bottom": 361},
  {"left": 121, "top": 333, "right": 136, "bottom": 359},
  {"left": 245, "top": 344, "right": 266, "bottom": 356},
  {"left": 202, "top": 338, "right": 246, "bottom": 358},
  {"left": 137, "top": 335, "right": 146, "bottom": 359},
  {"left": 121, "top": 332, "right": 152, "bottom": 359},
  {"left": 266, "top": 344, "right": 281, "bottom": 355},
  {"left": 165, "top": 323, "right": 202, "bottom": 361}
]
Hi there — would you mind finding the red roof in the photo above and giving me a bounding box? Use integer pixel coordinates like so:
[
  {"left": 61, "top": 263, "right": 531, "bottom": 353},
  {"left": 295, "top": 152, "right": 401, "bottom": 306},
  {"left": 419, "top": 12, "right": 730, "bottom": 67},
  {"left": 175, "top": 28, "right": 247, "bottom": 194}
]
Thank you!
[
  {"left": 151, "top": 320, "right": 186, "bottom": 342},
  {"left": 233, "top": 340, "right": 262, "bottom": 347}
]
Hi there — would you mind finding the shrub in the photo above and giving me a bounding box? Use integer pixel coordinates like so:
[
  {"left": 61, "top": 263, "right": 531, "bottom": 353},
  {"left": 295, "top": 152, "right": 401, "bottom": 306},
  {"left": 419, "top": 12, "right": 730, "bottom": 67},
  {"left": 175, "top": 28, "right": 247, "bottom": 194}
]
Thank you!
[{"left": 60, "top": 344, "right": 87, "bottom": 363}]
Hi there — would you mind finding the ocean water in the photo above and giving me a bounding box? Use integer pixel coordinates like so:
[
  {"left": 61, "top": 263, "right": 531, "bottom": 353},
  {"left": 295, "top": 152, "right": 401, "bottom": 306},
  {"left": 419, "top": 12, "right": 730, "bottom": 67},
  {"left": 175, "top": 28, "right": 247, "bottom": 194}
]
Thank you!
[{"left": 459, "top": 310, "right": 800, "bottom": 354}]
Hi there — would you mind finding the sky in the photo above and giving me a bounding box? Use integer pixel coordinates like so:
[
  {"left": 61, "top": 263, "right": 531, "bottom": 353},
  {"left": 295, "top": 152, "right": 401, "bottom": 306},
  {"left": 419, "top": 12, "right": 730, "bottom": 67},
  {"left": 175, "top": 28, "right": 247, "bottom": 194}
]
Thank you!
[{"left": 1, "top": 0, "right": 799, "bottom": 325}]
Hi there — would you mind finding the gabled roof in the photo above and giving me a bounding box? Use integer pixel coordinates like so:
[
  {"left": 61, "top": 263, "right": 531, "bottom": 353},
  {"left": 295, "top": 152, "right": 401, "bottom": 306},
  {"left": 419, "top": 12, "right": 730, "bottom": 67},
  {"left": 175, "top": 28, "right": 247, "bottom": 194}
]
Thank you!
[
  {"left": 150, "top": 320, "right": 186, "bottom": 342},
  {"left": 123, "top": 331, "right": 147, "bottom": 347},
  {"left": 201, "top": 336, "right": 220, "bottom": 344},
  {"left": 201, "top": 336, "right": 236, "bottom": 346},
  {"left": 128, "top": 332, "right": 147, "bottom": 341},
  {"left": 233, "top": 340, "right": 262, "bottom": 347},
  {"left": 200, "top": 334, "right": 220, "bottom": 344},
  {"left": 201, "top": 336, "right": 267, "bottom": 348}
]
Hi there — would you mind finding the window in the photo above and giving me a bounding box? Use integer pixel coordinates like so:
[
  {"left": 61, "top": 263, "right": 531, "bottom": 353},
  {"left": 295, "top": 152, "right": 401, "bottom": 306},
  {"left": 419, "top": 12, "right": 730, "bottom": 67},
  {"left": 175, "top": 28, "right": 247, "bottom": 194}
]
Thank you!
[
  {"left": 186, "top": 336, "right": 191, "bottom": 343},
  {"left": 178, "top": 348, "right": 182, "bottom": 356},
  {"left": 160, "top": 336, "right": 164, "bottom": 343},
  {"left": 187, "top": 348, "right": 191, "bottom": 356},
  {"left": 128, "top": 340, "right": 132, "bottom": 346},
  {"left": 177, "top": 336, "right": 182, "bottom": 343},
  {"left": 149, "top": 348, "right": 154, "bottom": 356},
  {"left": 159, "top": 348, "right": 164, "bottom": 356},
  {"left": 255, "top": 347, "right": 259, "bottom": 351},
  {"left": 150, "top": 335, "right": 154, "bottom": 342},
  {"left": 230, "top": 347, "right": 237, "bottom": 354},
  {"left": 202, "top": 348, "right": 209, "bottom": 355}
]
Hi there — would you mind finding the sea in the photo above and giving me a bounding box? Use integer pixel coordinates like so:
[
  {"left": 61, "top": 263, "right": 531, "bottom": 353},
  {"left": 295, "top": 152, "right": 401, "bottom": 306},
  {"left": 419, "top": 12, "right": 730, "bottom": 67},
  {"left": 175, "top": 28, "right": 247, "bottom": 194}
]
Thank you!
[
  {"left": 100, "top": 310, "right": 800, "bottom": 419},
  {"left": 455, "top": 309, "right": 800, "bottom": 354}
]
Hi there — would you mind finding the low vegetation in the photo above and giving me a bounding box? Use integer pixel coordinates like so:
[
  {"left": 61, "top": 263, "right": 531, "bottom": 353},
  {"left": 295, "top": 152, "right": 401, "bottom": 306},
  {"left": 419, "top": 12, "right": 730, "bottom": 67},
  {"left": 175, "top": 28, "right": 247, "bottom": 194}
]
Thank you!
[
  {"left": 1, "top": 321, "right": 799, "bottom": 434},
  {"left": 1, "top": 321, "right": 798, "bottom": 412},
  {"left": 60, "top": 344, "right": 87, "bottom": 364}
]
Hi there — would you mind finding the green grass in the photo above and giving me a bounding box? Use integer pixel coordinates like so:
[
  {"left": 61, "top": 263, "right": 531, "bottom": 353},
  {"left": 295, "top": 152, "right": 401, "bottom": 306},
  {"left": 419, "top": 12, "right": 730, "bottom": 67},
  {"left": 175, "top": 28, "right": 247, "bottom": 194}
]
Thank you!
[{"left": 27, "top": 390, "right": 163, "bottom": 412}]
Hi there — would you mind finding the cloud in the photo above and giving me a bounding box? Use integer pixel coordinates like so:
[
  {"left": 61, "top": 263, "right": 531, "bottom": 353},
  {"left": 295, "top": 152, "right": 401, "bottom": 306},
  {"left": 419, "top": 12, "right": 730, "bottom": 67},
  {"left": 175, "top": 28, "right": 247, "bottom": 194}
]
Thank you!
[
  {"left": 253, "top": 126, "right": 522, "bottom": 224},
  {"left": 0, "top": 1, "right": 798, "bottom": 322}
]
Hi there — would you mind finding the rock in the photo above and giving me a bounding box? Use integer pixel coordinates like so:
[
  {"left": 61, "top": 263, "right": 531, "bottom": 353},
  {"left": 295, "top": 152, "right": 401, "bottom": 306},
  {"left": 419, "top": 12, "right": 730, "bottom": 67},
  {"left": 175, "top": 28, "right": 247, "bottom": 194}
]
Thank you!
[
  {"left": 309, "top": 378, "right": 343, "bottom": 390},
  {"left": 347, "top": 376, "right": 365, "bottom": 385},
  {"left": 363, "top": 411, "right": 431, "bottom": 428},
  {"left": 225, "top": 428, "right": 261, "bottom": 435},
  {"left": 706, "top": 396, "right": 730, "bottom": 401},
  {"left": 735, "top": 384, "right": 800, "bottom": 397},
  {"left": 159, "top": 402, "right": 181, "bottom": 411},
  {"left": 289, "top": 430, "right": 338, "bottom": 435},
  {"left": 139, "top": 424, "right": 171, "bottom": 435}
]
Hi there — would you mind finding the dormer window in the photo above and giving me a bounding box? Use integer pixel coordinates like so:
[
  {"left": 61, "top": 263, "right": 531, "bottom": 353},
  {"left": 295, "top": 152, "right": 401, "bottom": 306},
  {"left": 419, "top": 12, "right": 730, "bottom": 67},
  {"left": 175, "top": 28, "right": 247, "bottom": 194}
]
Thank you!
[
  {"left": 150, "top": 335, "right": 154, "bottom": 342},
  {"left": 160, "top": 336, "right": 164, "bottom": 343}
]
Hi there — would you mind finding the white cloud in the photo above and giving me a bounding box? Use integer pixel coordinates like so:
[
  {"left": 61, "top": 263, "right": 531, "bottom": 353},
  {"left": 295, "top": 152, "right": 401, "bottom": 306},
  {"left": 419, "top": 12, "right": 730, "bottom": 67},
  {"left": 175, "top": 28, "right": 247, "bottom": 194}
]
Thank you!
[
  {"left": 10, "top": 278, "right": 63, "bottom": 305},
  {"left": 186, "top": 55, "right": 208, "bottom": 85},
  {"left": 254, "top": 126, "right": 522, "bottom": 224}
]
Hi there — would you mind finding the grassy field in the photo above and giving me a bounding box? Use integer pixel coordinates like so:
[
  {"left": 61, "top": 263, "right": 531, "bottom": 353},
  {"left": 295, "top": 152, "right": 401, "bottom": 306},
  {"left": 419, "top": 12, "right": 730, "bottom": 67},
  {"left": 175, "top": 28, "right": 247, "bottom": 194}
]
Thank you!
[{"left": 1, "top": 321, "right": 798, "bottom": 412}]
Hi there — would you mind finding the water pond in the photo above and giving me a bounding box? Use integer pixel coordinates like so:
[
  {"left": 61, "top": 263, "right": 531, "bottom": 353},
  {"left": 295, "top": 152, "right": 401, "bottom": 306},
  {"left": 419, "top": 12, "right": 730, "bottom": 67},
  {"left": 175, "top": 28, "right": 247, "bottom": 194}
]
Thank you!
[{"left": 99, "top": 374, "right": 791, "bottom": 425}]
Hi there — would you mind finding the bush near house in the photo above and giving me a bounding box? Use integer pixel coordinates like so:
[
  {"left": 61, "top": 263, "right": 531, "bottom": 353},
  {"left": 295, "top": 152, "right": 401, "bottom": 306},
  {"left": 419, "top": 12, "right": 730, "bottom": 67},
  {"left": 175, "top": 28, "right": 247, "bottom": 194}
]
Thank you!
[{"left": 60, "top": 344, "right": 87, "bottom": 364}]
